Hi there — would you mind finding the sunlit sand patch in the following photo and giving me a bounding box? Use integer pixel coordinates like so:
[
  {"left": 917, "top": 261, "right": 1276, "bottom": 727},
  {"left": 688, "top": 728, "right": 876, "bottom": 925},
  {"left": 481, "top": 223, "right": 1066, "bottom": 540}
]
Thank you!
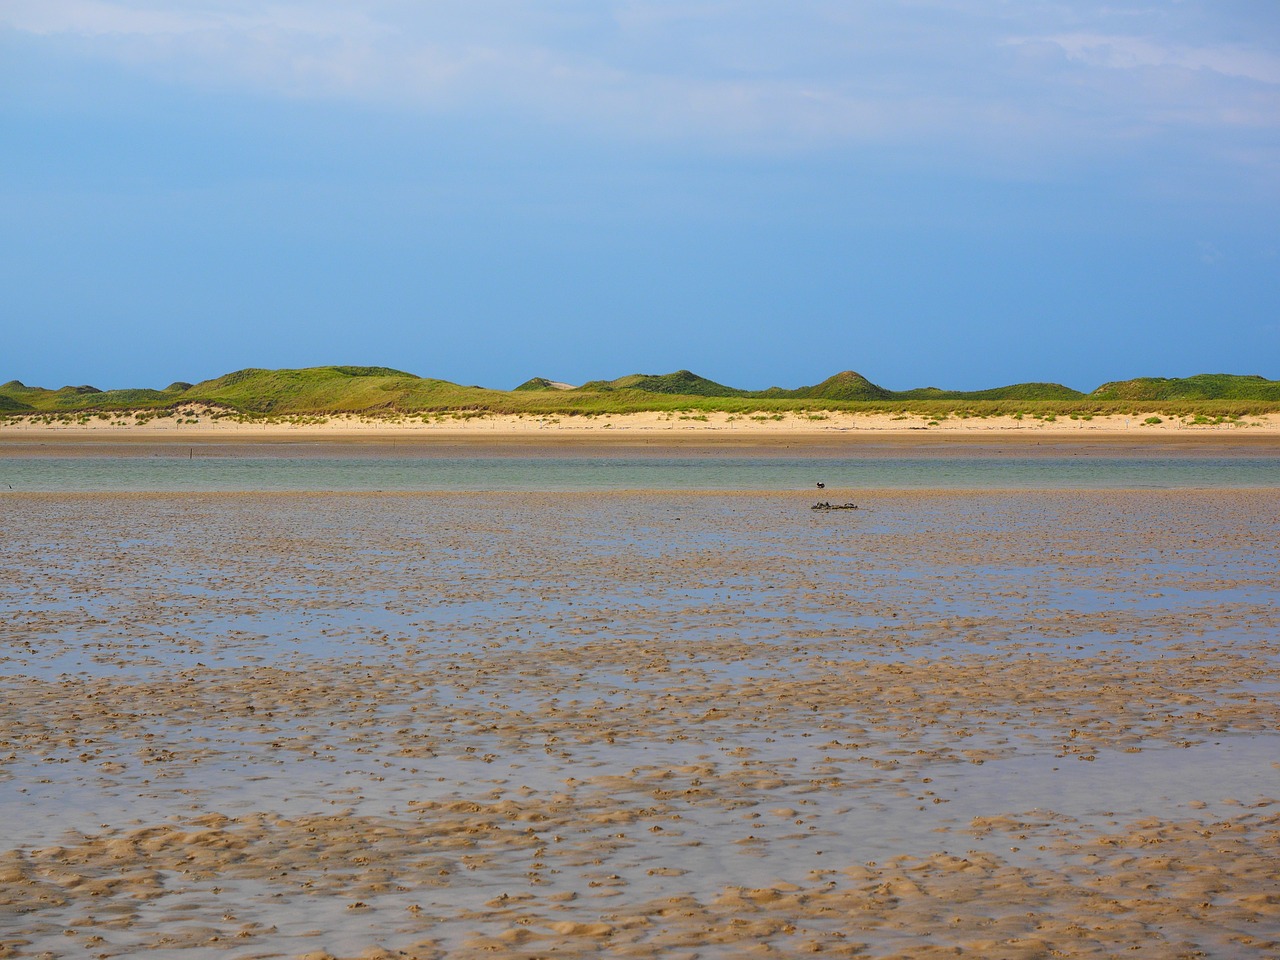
[{"left": 1, "top": 490, "right": 1277, "bottom": 957}]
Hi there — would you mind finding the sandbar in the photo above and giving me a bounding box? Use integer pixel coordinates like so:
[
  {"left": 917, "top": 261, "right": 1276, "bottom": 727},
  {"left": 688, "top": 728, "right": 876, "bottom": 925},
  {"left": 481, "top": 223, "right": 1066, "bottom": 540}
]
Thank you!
[
  {"left": 2, "top": 408, "right": 1279, "bottom": 455},
  {"left": 1, "top": 490, "right": 1277, "bottom": 957}
]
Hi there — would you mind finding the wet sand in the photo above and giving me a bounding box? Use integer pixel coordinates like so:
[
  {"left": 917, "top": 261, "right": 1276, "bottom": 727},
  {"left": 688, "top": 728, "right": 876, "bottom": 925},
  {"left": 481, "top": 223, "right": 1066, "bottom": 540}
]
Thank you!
[{"left": 1, "top": 491, "right": 1278, "bottom": 958}]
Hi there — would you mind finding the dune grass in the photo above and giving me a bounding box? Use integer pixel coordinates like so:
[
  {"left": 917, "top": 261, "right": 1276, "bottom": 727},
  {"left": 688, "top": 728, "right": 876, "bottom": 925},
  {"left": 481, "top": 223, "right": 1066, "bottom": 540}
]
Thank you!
[
  {"left": 1090, "top": 374, "right": 1280, "bottom": 401},
  {"left": 2, "top": 367, "right": 1279, "bottom": 421}
]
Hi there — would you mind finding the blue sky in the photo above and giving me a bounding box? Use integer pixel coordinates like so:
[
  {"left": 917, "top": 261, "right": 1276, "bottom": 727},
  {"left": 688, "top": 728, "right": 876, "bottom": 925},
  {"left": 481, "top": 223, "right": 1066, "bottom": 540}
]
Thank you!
[{"left": 3, "top": 1, "right": 1278, "bottom": 392}]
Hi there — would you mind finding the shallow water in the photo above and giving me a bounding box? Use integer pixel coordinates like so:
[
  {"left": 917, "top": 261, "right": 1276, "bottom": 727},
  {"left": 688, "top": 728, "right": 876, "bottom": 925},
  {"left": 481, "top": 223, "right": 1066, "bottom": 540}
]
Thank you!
[
  {"left": 1, "top": 491, "right": 1277, "bottom": 958},
  {"left": 1, "top": 453, "right": 1278, "bottom": 491}
]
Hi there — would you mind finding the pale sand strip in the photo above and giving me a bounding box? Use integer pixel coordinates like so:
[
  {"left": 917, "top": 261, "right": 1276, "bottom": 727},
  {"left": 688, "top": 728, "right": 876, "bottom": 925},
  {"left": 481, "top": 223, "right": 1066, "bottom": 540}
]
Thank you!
[
  {"left": 2, "top": 409, "right": 1279, "bottom": 462},
  {"left": 2, "top": 407, "right": 1279, "bottom": 441}
]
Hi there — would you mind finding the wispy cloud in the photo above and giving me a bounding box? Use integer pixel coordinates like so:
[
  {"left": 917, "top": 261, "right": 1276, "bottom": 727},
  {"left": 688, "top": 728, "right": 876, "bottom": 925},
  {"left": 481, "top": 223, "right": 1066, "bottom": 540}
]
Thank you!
[
  {"left": 4, "top": 0, "right": 1278, "bottom": 161},
  {"left": 1029, "top": 33, "right": 1280, "bottom": 86},
  {"left": 1198, "top": 240, "right": 1224, "bottom": 264},
  {"left": 3, "top": 0, "right": 383, "bottom": 43}
]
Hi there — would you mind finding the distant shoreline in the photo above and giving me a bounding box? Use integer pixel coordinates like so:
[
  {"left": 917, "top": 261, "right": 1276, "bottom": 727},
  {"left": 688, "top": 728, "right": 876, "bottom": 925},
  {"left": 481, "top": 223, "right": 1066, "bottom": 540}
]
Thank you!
[{"left": 2, "top": 409, "right": 1279, "bottom": 457}]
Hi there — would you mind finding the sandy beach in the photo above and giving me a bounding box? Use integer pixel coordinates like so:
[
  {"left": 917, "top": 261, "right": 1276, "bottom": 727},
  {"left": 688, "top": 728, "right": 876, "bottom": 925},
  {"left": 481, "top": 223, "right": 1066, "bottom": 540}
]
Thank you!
[
  {"left": 2, "top": 489, "right": 1277, "bottom": 958},
  {"left": 3, "top": 409, "right": 1280, "bottom": 468},
  {"left": 3, "top": 408, "right": 1280, "bottom": 443}
]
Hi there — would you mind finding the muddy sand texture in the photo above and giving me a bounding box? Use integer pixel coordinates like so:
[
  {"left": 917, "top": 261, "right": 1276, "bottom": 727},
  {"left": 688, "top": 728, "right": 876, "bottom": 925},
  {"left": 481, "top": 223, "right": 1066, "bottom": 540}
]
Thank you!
[{"left": 1, "top": 491, "right": 1278, "bottom": 958}]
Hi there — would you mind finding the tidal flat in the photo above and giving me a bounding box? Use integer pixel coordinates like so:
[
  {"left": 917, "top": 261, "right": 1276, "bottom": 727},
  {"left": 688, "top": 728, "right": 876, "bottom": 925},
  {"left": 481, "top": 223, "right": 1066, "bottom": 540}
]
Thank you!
[{"left": 1, "top": 490, "right": 1278, "bottom": 959}]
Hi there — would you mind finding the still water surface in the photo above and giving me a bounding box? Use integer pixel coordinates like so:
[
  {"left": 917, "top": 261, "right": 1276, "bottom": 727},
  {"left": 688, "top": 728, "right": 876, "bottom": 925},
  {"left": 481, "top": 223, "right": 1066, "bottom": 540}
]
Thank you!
[{"left": 2, "top": 454, "right": 1277, "bottom": 491}]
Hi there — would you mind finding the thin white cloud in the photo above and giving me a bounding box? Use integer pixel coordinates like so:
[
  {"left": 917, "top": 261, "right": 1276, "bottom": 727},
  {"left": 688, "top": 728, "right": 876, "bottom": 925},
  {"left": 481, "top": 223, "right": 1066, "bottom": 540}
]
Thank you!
[
  {"left": 1198, "top": 240, "right": 1224, "bottom": 264},
  {"left": 3, "top": 0, "right": 1278, "bottom": 157},
  {"left": 1025, "top": 32, "right": 1280, "bottom": 86},
  {"left": 3, "top": 0, "right": 382, "bottom": 40}
]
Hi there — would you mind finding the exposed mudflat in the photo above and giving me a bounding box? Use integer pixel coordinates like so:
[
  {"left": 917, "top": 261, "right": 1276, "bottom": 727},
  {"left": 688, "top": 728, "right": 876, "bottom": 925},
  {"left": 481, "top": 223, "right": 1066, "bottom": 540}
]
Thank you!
[{"left": 1, "top": 491, "right": 1277, "bottom": 958}]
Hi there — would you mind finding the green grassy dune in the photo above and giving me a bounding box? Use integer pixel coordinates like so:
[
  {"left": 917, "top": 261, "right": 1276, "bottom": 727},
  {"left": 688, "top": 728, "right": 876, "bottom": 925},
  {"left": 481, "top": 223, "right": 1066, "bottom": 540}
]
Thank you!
[
  {"left": 577, "top": 370, "right": 750, "bottom": 397},
  {"left": 1090, "top": 374, "right": 1280, "bottom": 402},
  {"left": 182, "top": 367, "right": 492, "bottom": 413},
  {"left": 764, "top": 371, "right": 893, "bottom": 401},
  {"left": 2, "top": 367, "right": 1278, "bottom": 419}
]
